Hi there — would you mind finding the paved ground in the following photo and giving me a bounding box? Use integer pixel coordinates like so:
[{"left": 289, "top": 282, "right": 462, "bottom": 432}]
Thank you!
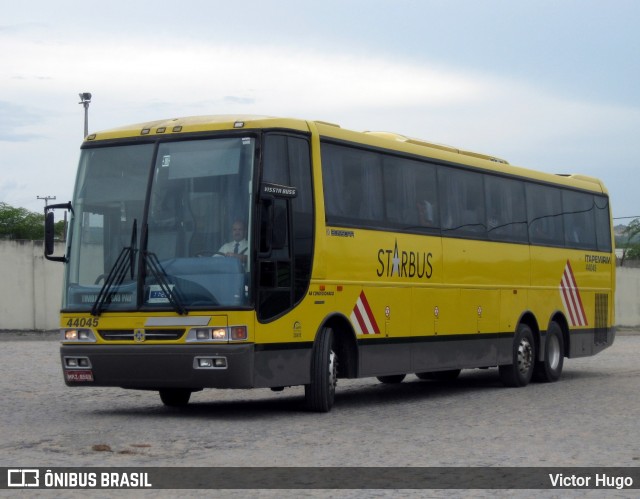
[{"left": 0, "top": 329, "right": 638, "bottom": 498}]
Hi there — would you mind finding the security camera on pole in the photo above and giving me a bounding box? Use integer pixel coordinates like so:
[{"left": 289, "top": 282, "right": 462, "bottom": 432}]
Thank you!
[{"left": 78, "top": 92, "right": 92, "bottom": 138}]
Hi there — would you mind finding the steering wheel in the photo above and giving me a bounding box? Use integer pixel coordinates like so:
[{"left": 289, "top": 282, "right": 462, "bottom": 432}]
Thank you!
[{"left": 195, "top": 251, "right": 225, "bottom": 257}]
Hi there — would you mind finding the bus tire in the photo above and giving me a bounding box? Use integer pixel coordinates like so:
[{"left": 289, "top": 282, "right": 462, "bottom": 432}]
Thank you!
[
  {"left": 305, "top": 327, "right": 338, "bottom": 412},
  {"left": 499, "top": 324, "right": 535, "bottom": 387},
  {"left": 416, "top": 369, "right": 461, "bottom": 381},
  {"left": 159, "top": 388, "right": 192, "bottom": 407},
  {"left": 533, "top": 322, "right": 564, "bottom": 382},
  {"left": 376, "top": 374, "right": 406, "bottom": 384}
]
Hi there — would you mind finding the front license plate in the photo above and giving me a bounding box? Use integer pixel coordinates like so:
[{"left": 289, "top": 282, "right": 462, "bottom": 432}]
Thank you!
[{"left": 65, "top": 370, "right": 94, "bottom": 382}]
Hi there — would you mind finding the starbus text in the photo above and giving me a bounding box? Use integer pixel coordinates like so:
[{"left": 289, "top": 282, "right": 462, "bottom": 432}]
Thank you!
[{"left": 376, "top": 247, "right": 433, "bottom": 279}]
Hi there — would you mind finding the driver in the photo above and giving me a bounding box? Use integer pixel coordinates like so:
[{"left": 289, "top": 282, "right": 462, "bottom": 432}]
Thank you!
[{"left": 217, "top": 220, "right": 248, "bottom": 262}]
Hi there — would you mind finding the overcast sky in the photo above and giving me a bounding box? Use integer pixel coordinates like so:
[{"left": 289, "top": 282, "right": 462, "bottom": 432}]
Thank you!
[{"left": 2, "top": 0, "right": 639, "bottom": 221}]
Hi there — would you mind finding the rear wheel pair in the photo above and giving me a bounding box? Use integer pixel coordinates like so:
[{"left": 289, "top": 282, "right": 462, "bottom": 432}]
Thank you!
[
  {"left": 533, "top": 322, "right": 564, "bottom": 382},
  {"left": 499, "top": 322, "right": 564, "bottom": 387}
]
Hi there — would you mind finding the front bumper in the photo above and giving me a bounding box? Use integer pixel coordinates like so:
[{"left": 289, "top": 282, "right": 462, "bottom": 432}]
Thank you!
[{"left": 60, "top": 344, "right": 255, "bottom": 389}]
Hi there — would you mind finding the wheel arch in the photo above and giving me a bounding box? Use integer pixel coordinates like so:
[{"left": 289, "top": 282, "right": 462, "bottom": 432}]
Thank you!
[
  {"left": 517, "top": 311, "right": 541, "bottom": 359},
  {"left": 315, "top": 313, "right": 359, "bottom": 378},
  {"left": 548, "top": 311, "right": 570, "bottom": 358}
]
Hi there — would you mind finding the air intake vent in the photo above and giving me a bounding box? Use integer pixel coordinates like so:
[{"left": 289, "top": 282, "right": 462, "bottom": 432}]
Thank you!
[
  {"left": 98, "top": 329, "right": 185, "bottom": 341},
  {"left": 594, "top": 294, "right": 609, "bottom": 346}
]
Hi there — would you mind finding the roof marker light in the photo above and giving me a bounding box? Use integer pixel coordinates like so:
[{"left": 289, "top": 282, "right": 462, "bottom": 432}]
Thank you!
[
  {"left": 172, "top": 126, "right": 182, "bottom": 133},
  {"left": 156, "top": 127, "right": 166, "bottom": 134},
  {"left": 234, "top": 121, "right": 245, "bottom": 128},
  {"left": 141, "top": 128, "right": 150, "bottom": 135}
]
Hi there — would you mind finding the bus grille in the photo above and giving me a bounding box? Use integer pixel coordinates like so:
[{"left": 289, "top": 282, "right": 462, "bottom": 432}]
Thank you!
[
  {"left": 594, "top": 293, "right": 609, "bottom": 346},
  {"left": 97, "top": 329, "right": 185, "bottom": 341}
]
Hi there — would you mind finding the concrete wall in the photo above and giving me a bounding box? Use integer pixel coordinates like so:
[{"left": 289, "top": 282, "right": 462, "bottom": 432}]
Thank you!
[
  {"left": 0, "top": 240, "right": 64, "bottom": 330},
  {"left": 1, "top": 239, "right": 640, "bottom": 330},
  {"left": 615, "top": 266, "right": 640, "bottom": 327}
]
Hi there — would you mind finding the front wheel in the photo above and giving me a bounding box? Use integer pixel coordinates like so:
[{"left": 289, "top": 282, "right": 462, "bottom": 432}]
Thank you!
[
  {"left": 499, "top": 324, "right": 535, "bottom": 387},
  {"left": 305, "top": 327, "right": 338, "bottom": 412},
  {"left": 159, "top": 389, "right": 192, "bottom": 407},
  {"left": 533, "top": 322, "right": 564, "bottom": 382}
]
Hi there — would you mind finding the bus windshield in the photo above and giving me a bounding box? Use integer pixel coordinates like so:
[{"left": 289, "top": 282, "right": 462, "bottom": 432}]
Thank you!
[{"left": 63, "top": 136, "right": 256, "bottom": 313}]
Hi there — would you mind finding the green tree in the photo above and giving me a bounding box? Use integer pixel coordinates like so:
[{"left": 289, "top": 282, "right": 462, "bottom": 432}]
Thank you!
[
  {"left": 0, "top": 202, "right": 64, "bottom": 240},
  {"left": 620, "top": 218, "right": 640, "bottom": 265}
]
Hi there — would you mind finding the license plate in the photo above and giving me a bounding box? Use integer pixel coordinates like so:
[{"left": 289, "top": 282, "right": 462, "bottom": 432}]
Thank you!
[{"left": 65, "top": 370, "right": 94, "bottom": 382}]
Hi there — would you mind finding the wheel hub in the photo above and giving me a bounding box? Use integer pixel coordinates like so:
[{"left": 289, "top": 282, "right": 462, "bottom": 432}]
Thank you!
[{"left": 517, "top": 338, "right": 533, "bottom": 375}]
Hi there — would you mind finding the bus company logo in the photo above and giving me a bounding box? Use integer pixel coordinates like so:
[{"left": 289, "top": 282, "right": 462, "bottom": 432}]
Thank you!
[
  {"left": 350, "top": 291, "right": 381, "bottom": 335},
  {"left": 376, "top": 240, "right": 433, "bottom": 279},
  {"left": 8, "top": 469, "right": 39, "bottom": 487},
  {"left": 559, "top": 260, "right": 588, "bottom": 327},
  {"left": 133, "top": 329, "right": 146, "bottom": 342}
]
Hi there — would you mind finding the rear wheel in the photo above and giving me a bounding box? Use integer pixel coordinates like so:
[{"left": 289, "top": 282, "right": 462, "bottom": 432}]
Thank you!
[
  {"left": 305, "top": 327, "right": 338, "bottom": 412},
  {"left": 416, "top": 369, "right": 461, "bottom": 381},
  {"left": 159, "top": 389, "right": 192, "bottom": 407},
  {"left": 533, "top": 322, "right": 564, "bottom": 382},
  {"left": 499, "top": 324, "right": 535, "bottom": 387},
  {"left": 376, "top": 374, "right": 406, "bottom": 384}
]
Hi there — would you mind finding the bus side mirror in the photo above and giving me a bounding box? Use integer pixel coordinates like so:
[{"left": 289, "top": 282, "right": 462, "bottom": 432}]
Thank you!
[
  {"left": 44, "top": 202, "right": 72, "bottom": 262},
  {"left": 44, "top": 212, "right": 56, "bottom": 256}
]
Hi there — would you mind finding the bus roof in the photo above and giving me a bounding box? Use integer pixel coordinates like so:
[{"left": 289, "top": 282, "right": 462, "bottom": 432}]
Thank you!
[
  {"left": 85, "top": 114, "right": 608, "bottom": 195},
  {"left": 84, "top": 115, "right": 311, "bottom": 141}
]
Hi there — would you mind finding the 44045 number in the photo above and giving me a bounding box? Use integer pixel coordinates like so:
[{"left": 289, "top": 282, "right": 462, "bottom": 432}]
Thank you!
[{"left": 65, "top": 317, "right": 99, "bottom": 328}]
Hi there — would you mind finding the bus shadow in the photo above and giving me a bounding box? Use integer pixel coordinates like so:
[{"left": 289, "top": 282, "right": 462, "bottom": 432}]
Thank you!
[
  {"left": 91, "top": 370, "right": 497, "bottom": 418},
  {"left": 92, "top": 366, "right": 611, "bottom": 419},
  {"left": 334, "top": 371, "right": 503, "bottom": 408}
]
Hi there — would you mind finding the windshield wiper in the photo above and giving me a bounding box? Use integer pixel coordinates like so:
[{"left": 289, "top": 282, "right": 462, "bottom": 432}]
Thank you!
[
  {"left": 143, "top": 250, "right": 188, "bottom": 315},
  {"left": 91, "top": 219, "right": 137, "bottom": 316}
]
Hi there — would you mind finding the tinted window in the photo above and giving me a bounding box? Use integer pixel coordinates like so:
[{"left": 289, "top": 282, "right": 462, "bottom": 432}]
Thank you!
[
  {"left": 439, "top": 167, "right": 486, "bottom": 238},
  {"left": 383, "top": 155, "right": 439, "bottom": 231},
  {"left": 562, "top": 190, "right": 597, "bottom": 250},
  {"left": 322, "top": 143, "right": 383, "bottom": 227},
  {"left": 594, "top": 195, "right": 612, "bottom": 252},
  {"left": 259, "top": 134, "right": 313, "bottom": 321},
  {"left": 527, "top": 184, "right": 564, "bottom": 246},
  {"left": 485, "top": 176, "right": 528, "bottom": 243},
  {"left": 320, "top": 140, "right": 612, "bottom": 253}
]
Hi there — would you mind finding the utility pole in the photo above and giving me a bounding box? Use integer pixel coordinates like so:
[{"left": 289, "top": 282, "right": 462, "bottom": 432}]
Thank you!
[
  {"left": 37, "top": 195, "right": 56, "bottom": 207},
  {"left": 37, "top": 195, "right": 65, "bottom": 241},
  {"left": 78, "top": 92, "right": 92, "bottom": 137}
]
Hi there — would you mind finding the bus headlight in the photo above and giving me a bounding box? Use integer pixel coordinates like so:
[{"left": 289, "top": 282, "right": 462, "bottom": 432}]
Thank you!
[
  {"left": 61, "top": 329, "right": 97, "bottom": 342},
  {"left": 186, "top": 326, "right": 248, "bottom": 343},
  {"left": 212, "top": 328, "right": 227, "bottom": 340}
]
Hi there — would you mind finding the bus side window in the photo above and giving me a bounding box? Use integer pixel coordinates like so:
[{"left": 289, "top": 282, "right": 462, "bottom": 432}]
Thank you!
[
  {"left": 527, "top": 184, "right": 564, "bottom": 246},
  {"left": 562, "top": 190, "right": 597, "bottom": 250},
  {"left": 594, "top": 195, "right": 612, "bottom": 252},
  {"left": 485, "top": 176, "right": 527, "bottom": 243},
  {"left": 382, "top": 155, "right": 438, "bottom": 231},
  {"left": 439, "top": 167, "right": 486, "bottom": 238}
]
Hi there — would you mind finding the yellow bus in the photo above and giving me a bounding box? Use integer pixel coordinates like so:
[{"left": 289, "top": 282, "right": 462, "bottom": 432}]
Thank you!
[{"left": 45, "top": 115, "right": 615, "bottom": 412}]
